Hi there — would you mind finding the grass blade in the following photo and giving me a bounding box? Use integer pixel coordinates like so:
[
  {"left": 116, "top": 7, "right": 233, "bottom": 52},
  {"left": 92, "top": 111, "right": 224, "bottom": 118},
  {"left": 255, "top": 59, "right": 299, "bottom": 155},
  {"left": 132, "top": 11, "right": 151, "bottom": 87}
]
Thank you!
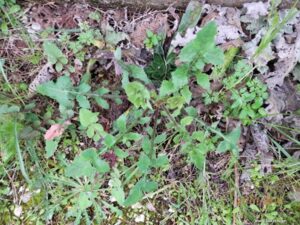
[{"left": 14, "top": 121, "right": 31, "bottom": 184}]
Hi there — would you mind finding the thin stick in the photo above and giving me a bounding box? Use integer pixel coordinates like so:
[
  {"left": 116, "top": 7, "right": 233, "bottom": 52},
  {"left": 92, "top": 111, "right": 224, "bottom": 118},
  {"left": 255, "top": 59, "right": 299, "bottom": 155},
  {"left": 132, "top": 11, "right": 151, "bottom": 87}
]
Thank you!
[{"left": 233, "top": 162, "right": 239, "bottom": 225}]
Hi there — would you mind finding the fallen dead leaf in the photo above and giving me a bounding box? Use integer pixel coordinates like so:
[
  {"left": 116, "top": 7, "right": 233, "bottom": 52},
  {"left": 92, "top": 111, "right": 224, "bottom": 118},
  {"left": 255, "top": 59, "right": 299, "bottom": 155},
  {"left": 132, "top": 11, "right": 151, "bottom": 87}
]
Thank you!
[
  {"left": 265, "top": 26, "right": 300, "bottom": 89},
  {"left": 44, "top": 121, "right": 71, "bottom": 141},
  {"left": 243, "top": 1, "right": 269, "bottom": 20},
  {"left": 251, "top": 124, "right": 273, "bottom": 175},
  {"left": 146, "top": 202, "right": 156, "bottom": 212},
  {"left": 28, "top": 63, "right": 55, "bottom": 97},
  {"left": 131, "top": 13, "right": 168, "bottom": 48},
  {"left": 14, "top": 205, "right": 22, "bottom": 217}
]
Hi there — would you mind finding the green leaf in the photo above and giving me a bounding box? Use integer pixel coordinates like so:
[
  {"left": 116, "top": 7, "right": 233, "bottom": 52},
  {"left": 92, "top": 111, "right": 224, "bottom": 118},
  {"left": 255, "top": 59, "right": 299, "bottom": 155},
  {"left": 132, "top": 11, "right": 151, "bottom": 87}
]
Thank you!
[
  {"left": 154, "top": 133, "right": 167, "bottom": 144},
  {"left": 216, "top": 140, "right": 230, "bottom": 153},
  {"left": 45, "top": 140, "right": 59, "bottom": 158},
  {"left": 9, "top": 5, "right": 21, "bottom": 14},
  {"left": 216, "top": 127, "right": 241, "bottom": 155},
  {"left": 93, "top": 157, "right": 110, "bottom": 174},
  {"left": 159, "top": 80, "right": 175, "bottom": 96},
  {"left": 95, "top": 87, "right": 110, "bottom": 95},
  {"left": 145, "top": 53, "right": 168, "bottom": 80},
  {"left": 249, "top": 204, "right": 260, "bottom": 212},
  {"left": 114, "top": 47, "right": 122, "bottom": 60},
  {"left": 115, "top": 114, "right": 127, "bottom": 133},
  {"left": 86, "top": 123, "right": 103, "bottom": 140},
  {"left": 152, "top": 154, "right": 169, "bottom": 168},
  {"left": 194, "top": 59, "right": 205, "bottom": 71},
  {"left": 179, "top": 22, "right": 224, "bottom": 67},
  {"left": 179, "top": 22, "right": 217, "bottom": 63},
  {"left": 104, "top": 134, "right": 116, "bottom": 148},
  {"left": 43, "top": 41, "right": 67, "bottom": 65},
  {"left": 146, "top": 30, "right": 154, "bottom": 37},
  {"left": 120, "top": 63, "right": 151, "bottom": 84},
  {"left": 258, "top": 108, "right": 267, "bottom": 116},
  {"left": 124, "top": 81, "right": 151, "bottom": 109},
  {"left": 180, "top": 85, "right": 192, "bottom": 104},
  {"left": 203, "top": 47, "right": 224, "bottom": 65},
  {"left": 192, "top": 131, "right": 205, "bottom": 142},
  {"left": 178, "top": 0, "right": 202, "bottom": 35},
  {"left": 65, "top": 155, "right": 95, "bottom": 178},
  {"left": 196, "top": 72, "right": 210, "bottom": 90},
  {"left": 0, "top": 105, "right": 20, "bottom": 115},
  {"left": 111, "top": 168, "right": 125, "bottom": 205},
  {"left": 81, "top": 149, "right": 110, "bottom": 173},
  {"left": 166, "top": 95, "right": 185, "bottom": 110},
  {"left": 55, "top": 62, "right": 63, "bottom": 72},
  {"left": 123, "top": 179, "right": 158, "bottom": 207},
  {"left": 227, "top": 127, "right": 241, "bottom": 144},
  {"left": 180, "top": 116, "right": 193, "bottom": 126},
  {"left": 142, "top": 136, "right": 151, "bottom": 154},
  {"left": 60, "top": 57, "right": 68, "bottom": 65},
  {"left": 137, "top": 153, "right": 151, "bottom": 173},
  {"left": 185, "top": 106, "right": 198, "bottom": 117},
  {"left": 79, "top": 109, "right": 99, "bottom": 127},
  {"left": 95, "top": 97, "right": 109, "bottom": 109},
  {"left": 76, "top": 95, "right": 90, "bottom": 109},
  {"left": 1, "top": 22, "right": 8, "bottom": 35},
  {"left": 65, "top": 148, "right": 109, "bottom": 178},
  {"left": 0, "top": 118, "right": 23, "bottom": 163},
  {"left": 78, "top": 83, "right": 91, "bottom": 93},
  {"left": 123, "top": 182, "right": 144, "bottom": 207},
  {"left": 212, "top": 47, "right": 240, "bottom": 79},
  {"left": 114, "top": 148, "right": 129, "bottom": 159},
  {"left": 78, "top": 192, "right": 93, "bottom": 210},
  {"left": 124, "top": 132, "right": 142, "bottom": 141},
  {"left": 251, "top": 97, "right": 263, "bottom": 110},
  {"left": 142, "top": 180, "right": 158, "bottom": 192},
  {"left": 189, "top": 148, "right": 205, "bottom": 170},
  {"left": 171, "top": 64, "right": 189, "bottom": 89},
  {"left": 37, "top": 75, "right": 74, "bottom": 110}
]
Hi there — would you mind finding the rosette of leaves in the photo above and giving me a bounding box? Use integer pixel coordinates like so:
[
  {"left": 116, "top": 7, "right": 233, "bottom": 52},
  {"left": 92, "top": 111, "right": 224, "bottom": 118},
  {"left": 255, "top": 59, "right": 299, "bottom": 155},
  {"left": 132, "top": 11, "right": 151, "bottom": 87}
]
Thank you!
[{"left": 43, "top": 41, "right": 68, "bottom": 72}]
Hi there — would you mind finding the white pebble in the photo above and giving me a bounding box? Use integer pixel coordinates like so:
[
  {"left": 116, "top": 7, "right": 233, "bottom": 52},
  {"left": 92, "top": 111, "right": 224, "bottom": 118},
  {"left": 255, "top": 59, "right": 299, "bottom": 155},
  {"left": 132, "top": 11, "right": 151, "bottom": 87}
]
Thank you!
[
  {"left": 134, "top": 214, "right": 145, "bottom": 223},
  {"left": 14, "top": 205, "right": 22, "bottom": 217}
]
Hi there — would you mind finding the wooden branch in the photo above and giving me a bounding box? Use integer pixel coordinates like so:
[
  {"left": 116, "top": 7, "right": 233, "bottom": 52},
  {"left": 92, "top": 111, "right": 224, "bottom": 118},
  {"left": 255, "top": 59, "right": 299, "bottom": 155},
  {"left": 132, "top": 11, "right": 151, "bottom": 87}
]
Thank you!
[
  {"left": 88, "top": 0, "right": 300, "bottom": 9},
  {"left": 23, "top": 0, "right": 300, "bottom": 9},
  {"left": 94, "top": 0, "right": 262, "bottom": 9}
]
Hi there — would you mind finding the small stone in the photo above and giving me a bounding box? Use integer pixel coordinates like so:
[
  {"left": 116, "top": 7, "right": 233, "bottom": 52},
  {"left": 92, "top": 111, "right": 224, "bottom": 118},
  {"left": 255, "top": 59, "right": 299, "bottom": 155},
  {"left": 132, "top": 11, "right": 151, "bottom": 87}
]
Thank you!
[
  {"left": 14, "top": 205, "right": 22, "bottom": 217},
  {"left": 31, "top": 22, "right": 41, "bottom": 31},
  {"left": 146, "top": 202, "right": 156, "bottom": 212},
  {"left": 131, "top": 202, "right": 143, "bottom": 209},
  {"left": 168, "top": 207, "right": 175, "bottom": 213},
  {"left": 134, "top": 214, "right": 145, "bottom": 223},
  {"left": 110, "top": 196, "right": 117, "bottom": 202},
  {"left": 21, "top": 192, "right": 32, "bottom": 203},
  {"left": 108, "top": 179, "right": 114, "bottom": 187}
]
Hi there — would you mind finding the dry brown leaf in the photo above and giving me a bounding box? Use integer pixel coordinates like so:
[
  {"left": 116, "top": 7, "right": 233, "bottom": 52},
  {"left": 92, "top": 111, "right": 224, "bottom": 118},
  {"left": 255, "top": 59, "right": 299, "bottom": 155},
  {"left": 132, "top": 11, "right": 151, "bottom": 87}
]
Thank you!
[
  {"left": 265, "top": 77, "right": 300, "bottom": 123},
  {"left": 171, "top": 27, "right": 200, "bottom": 47},
  {"left": 243, "top": 1, "right": 269, "bottom": 20},
  {"left": 44, "top": 121, "right": 71, "bottom": 141},
  {"left": 264, "top": 25, "right": 300, "bottom": 89},
  {"left": 28, "top": 63, "right": 55, "bottom": 97},
  {"left": 250, "top": 124, "right": 273, "bottom": 175},
  {"left": 131, "top": 13, "right": 168, "bottom": 48},
  {"left": 240, "top": 143, "right": 257, "bottom": 195}
]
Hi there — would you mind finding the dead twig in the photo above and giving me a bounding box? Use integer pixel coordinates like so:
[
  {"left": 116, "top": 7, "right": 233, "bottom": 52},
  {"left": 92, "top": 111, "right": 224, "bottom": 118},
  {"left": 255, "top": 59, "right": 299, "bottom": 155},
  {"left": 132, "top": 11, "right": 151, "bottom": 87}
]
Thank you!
[{"left": 233, "top": 162, "right": 239, "bottom": 225}]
